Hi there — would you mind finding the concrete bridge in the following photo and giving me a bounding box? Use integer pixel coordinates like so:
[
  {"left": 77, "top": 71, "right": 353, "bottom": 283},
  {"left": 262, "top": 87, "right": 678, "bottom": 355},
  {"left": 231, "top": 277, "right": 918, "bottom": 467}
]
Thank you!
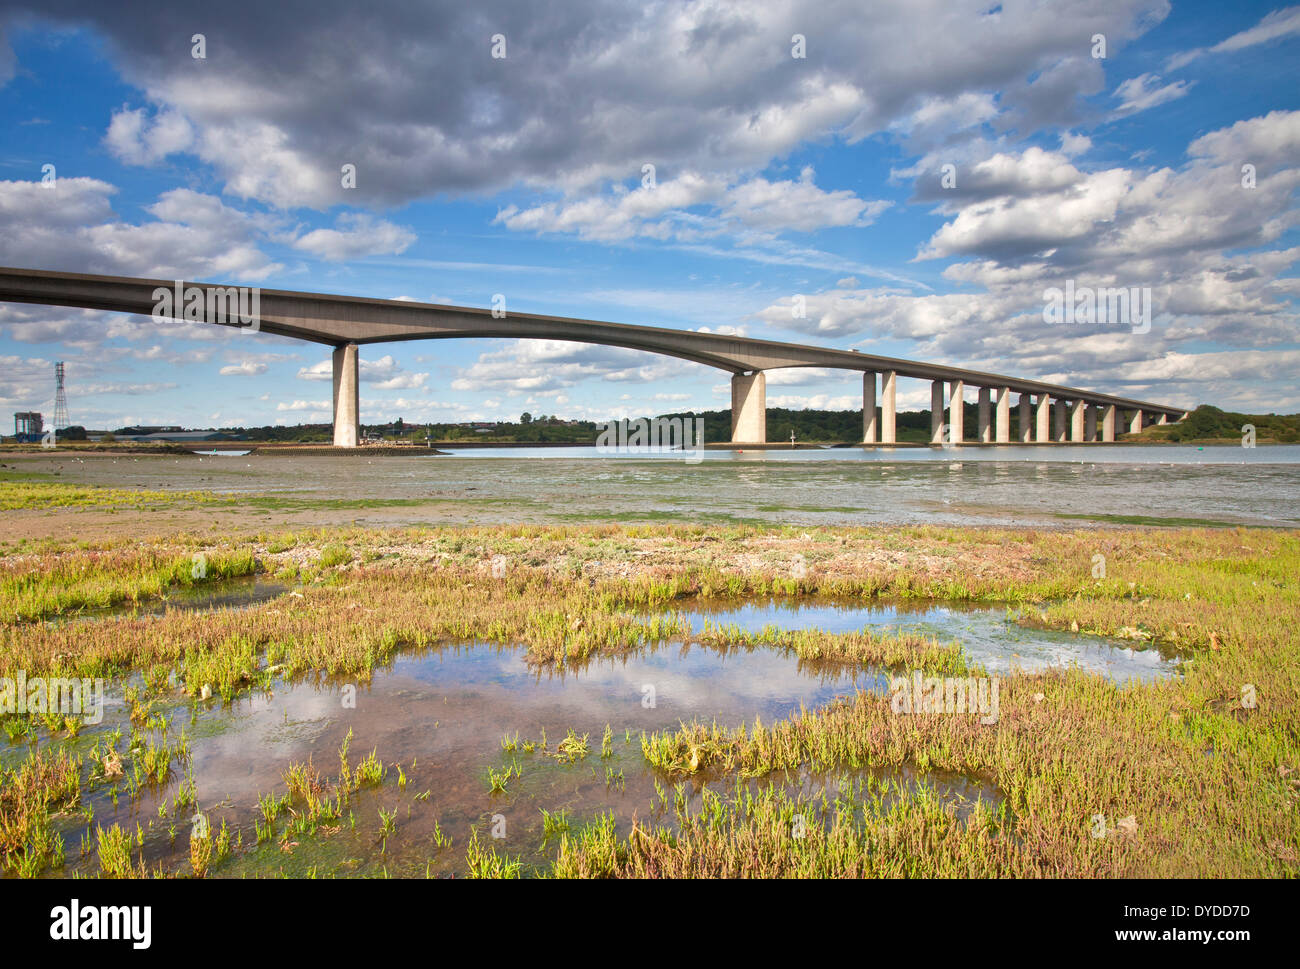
[{"left": 0, "top": 266, "right": 1187, "bottom": 447}]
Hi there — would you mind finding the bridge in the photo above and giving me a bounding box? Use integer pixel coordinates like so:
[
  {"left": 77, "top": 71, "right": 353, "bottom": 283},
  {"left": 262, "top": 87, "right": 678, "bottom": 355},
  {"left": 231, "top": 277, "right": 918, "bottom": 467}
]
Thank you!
[{"left": 0, "top": 266, "right": 1187, "bottom": 447}]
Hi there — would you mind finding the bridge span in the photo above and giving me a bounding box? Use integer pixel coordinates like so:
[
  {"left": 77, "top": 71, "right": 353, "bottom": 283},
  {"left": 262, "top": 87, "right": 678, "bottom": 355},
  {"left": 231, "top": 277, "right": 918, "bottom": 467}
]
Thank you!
[{"left": 0, "top": 266, "right": 1187, "bottom": 447}]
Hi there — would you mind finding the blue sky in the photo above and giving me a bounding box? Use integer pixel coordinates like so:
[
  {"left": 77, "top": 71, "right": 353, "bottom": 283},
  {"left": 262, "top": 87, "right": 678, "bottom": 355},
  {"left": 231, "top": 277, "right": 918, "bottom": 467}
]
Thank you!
[{"left": 0, "top": 0, "right": 1297, "bottom": 430}]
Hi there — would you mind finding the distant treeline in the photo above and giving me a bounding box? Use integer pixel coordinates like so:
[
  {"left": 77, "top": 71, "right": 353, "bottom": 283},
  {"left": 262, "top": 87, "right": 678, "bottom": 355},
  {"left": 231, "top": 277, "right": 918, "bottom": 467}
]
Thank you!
[
  {"left": 201, "top": 404, "right": 1298, "bottom": 445},
  {"left": 651, "top": 408, "right": 936, "bottom": 443}
]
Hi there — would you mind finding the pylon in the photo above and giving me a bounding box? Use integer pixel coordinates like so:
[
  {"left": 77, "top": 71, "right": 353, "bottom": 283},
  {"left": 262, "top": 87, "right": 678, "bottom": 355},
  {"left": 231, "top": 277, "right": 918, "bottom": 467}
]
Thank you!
[{"left": 53, "top": 362, "right": 70, "bottom": 430}]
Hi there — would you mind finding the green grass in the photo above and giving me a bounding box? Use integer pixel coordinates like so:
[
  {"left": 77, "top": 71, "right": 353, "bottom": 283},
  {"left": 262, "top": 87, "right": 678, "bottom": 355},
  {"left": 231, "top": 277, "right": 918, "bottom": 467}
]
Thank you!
[
  {"left": 0, "top": 547, "right": 259, "bottom": 623},
  {"left": 0, "top": 473, "right": 221, "bottom": 512},
  {"left": 1055, "top": 512, "right": 1244, "bottom": 528}
]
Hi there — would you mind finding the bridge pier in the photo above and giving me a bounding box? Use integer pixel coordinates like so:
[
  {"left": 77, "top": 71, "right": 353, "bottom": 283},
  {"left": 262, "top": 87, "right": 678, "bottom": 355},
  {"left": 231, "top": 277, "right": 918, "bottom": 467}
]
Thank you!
[
  {"left": 977, "top": 387, "right": 991, "bottom": 443},
  {"left": 930, "top": 380, "right": 945, "bottom": 444},
  {"left": 1101, "top": 404, "right": 1116, "bottom": 442},
  {"left": 332, "top": 343, "right": 359, "bottom": 448},
  {"left": 1019, "top": 394, "right": 1033, "bottom": 443},
  {"left": 862, "top": 372, "right": 876, "bottom": 444},
  {"left": 995, "top": 387, "right": 1011, "bottom": 443},
  {"left": 1054, "top": 399, "right": 1068, "bottom": 442},
  {"left": 1128, "top": 409, "right": 1144, "bottom": 434},
  {"left": 1070, "top": 399, "right": 1087, "bottom": 442},
  {"left": 1085, "top": 404, "right": 1098, "bottom": 442},
  {"left": 949, "top": 380, "right": 964, "bottom": 444},
  {"left": 881, "top": 370, "right": 896, "bottom": 443},
  {"left": 1036, "top": 394, "right": 1051, "bottom": 442},
  {"left": 730, "top": 371, "right": 766, "bottom": 444}
]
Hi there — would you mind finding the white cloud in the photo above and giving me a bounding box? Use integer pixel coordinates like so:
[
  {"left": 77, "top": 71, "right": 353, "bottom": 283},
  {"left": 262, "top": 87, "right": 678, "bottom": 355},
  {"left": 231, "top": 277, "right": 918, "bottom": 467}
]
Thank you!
[
  {"left": 752, "top": 111, "right": 1300, "bottom": 411},
  {"left": 0, "top": 179, "right": 282, "bottom": 280},
  {"left": 291, "top": 212, "right": 417, "bottom": 261},
  {"left": 1167, "top": 6, "right": 1300, "bottom": 69},
  {"left": 277, "top": 399, "right": 331, "bottom": 411},
  {"left": 1112, "top": 74, "right": 1193, "bottom": 116},
  {"left": 296, "top": 353, "right": 428, "bottom": 388},
  {"left": 8, "top": 0, "right": 1169, "bottom": 209},
  {"left": 219, "top": 361, "right": 267, "bottom": 376},
  {"left": 496, "top": 168, "right": 888, "bottom": 242},
  {"left": 104, "top": 106, "right": 195, "bottom": 165}
]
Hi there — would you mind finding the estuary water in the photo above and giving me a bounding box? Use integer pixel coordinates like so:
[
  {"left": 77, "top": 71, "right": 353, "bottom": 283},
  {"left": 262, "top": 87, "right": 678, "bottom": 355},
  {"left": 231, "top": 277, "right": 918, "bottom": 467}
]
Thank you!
[{"left": 18, "top": 443, "right": 1300, "bottom": 528}]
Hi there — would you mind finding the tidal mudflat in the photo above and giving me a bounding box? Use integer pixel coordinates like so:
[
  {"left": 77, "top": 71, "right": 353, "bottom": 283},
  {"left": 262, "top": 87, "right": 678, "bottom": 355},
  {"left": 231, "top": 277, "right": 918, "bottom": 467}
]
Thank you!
[
  {"left": 2, "top": 445, "right": 1297, "bottom": 545},
  {"left": 1, "top": 485, "right": 1295, "bottom": 877}
]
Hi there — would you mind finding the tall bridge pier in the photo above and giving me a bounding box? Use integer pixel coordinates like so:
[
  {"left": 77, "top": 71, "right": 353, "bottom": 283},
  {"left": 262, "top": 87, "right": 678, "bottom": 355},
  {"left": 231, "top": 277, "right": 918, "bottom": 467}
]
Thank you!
[{"left": 331, "top": 343, "right": 359, "bottom": 448}]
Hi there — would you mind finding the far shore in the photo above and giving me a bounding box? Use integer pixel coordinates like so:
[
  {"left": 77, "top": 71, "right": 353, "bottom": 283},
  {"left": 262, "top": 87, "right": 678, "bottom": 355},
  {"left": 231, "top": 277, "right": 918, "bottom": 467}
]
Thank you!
[{"left": 2, "top": 437, "right": 1297, "bottom": 458}]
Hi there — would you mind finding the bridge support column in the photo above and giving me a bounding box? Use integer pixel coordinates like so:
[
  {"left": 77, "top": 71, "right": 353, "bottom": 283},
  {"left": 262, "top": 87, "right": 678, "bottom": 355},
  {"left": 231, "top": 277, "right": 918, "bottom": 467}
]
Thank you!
[
  {"left": 931, "top": 380, "right": 945, "bottom": 445},
  {"left": 1019, "top": 394, "right": 1033, "bottom": 443},
  {"left": 977, "top": 387, "right": 991, "bottom": 443},
  {"left": 995, "top": 387, "right": 1011, "bottom": 443},
  {"left": 881, "top": 370, "right": 896, "bottom": 444},
  {"left": 730, "top": 371, "right": 766, "bottom": 444},
  {"left": 1085, "top": 404, "right": 1097, "bottom": 442},
  {"left": 332, "top": 343, "right": 359, "bottom": 448},
  {"left": 862, "top": 372, "right": 876, "bottom": 444},
  {"left": 1101, "top": 405, "right": 1116, "bottom": 442},
  {"left": 1054, "top": 399, "right": 1068, "bottom": 442},
  {"left": 1070, "top": 400, "right": 1086, "bottom": 442},
  {"left": 1036, "top": 395, "right": 1051, "bottom": 442},
  {"left": 1157, "top": 413, "right": 1168, "bottom": 425},
  {"left": 1128, "top": 409, "right": 1143, "bottom": 434},
  {"left": 948, "top": 380, "right": 964, "bottom": 444}
]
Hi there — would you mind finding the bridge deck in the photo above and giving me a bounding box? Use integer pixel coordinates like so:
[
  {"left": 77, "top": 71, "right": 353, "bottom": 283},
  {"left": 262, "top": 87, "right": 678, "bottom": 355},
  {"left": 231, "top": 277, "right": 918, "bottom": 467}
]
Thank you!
[{"left": 0, "top": 266, "right": 1186, "bottom": 417}]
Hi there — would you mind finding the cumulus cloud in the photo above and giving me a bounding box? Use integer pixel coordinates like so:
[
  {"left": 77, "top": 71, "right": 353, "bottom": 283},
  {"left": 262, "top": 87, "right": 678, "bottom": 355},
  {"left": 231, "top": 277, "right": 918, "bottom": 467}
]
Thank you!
[
  {"left": 754, "top": 110, "right": 1300, "bottom": 410},
  {"left": 3, "top": 0, "right": 1170, "bottom": 208},
  {"left": 104, "top": 106, "right": 194, "bottom": 165},
  {"left": 0, "top": 179, "right": 282, "bottom": 279},
  {"left": 451, "top": 339, "right": 708, "bottom": 394},
  {"left": 296, "top": 353, "right": 429, "bottom": 388},
  {"left": 495, "top": 167, "right": 887, "bottom": 243},
  {"left": 218, "top": 361, "right": 266, "bottom": 376},
  {"left": 290, "top": 213, "right": 417, "bottom": 261}
]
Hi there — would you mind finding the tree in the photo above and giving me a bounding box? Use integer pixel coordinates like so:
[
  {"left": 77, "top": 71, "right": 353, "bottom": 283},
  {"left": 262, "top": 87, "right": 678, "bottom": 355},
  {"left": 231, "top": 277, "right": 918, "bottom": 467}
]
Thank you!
[{"left": 520, "top": 412, "right": 533, "bottom": 424}]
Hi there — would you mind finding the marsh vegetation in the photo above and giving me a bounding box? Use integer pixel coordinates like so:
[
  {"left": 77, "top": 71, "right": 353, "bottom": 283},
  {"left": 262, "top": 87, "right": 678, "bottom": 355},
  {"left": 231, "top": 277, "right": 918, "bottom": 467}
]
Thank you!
[{"left": 1, "top": 505, "right": 1295, "bottom": 877}]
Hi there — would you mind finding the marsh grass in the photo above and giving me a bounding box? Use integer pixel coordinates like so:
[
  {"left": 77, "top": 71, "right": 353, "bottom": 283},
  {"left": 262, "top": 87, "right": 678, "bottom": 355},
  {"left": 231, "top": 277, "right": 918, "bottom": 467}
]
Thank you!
[
  {"left": 0, "top": 475, "right": 220, "bottom": 513},
  {"left": 0, "top": 547, "right": 258, "bottom": 622},
  {"left": 0, "top": 747, "right": 81, "bottom": 875},
  {"left": 465, "top": 830, "right": 523, "bottom": 878},
  {"left": 1, "top": 521, "right": 1296, "bottom": 877}
]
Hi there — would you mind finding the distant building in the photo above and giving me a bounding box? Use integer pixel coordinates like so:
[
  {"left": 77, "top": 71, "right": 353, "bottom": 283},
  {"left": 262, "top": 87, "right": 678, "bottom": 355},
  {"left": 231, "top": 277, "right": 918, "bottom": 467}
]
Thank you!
[{"left": 13, "top": 411, "right": 43, "bottom": 443}]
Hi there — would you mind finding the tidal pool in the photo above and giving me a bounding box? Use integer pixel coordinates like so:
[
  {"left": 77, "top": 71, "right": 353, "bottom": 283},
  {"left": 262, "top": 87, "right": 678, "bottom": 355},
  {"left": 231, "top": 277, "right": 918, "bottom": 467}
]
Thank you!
[
  {"left": 43, "top": 575, "right": 288, "bottom": 625},
  {"left": 14, "top": 595, "right": 1179, "bottom": 877},
  {"left": 668, "top": 597, "right": 1183, "bottom": 683}
]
